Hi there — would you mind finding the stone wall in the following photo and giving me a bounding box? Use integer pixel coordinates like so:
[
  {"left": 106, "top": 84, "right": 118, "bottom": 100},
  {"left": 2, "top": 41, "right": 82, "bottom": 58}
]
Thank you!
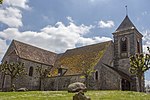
[
  {"left": 100, "top": 66, "right": 121, "bottom": 90},
  {"left": 42, "top": 68, "right": 121, "bottom": 91},
  {"left": 2, "top": 57, "right": 52, "bottom": 90},
  {"left": 113, "top": 28, "right": 143, "bottom": 92},
  {"left": 96, "top": 42, "right": 121, "bottom": 89},
  {"left": 43, "top": 75, "right": 85, "bottom": 91},
  {"left": 14, "top": 58, "right": 52, "bottom": 90},
  {"left": 89, "top": 42, "right": 121, "bottom": 90},
  {"left": 117, "top": 32, "right": 134, "bottom": 75}
]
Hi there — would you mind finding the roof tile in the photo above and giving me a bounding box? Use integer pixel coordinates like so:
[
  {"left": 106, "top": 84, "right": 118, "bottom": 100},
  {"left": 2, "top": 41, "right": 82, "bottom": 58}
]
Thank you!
[
  {"left": 13, "top": 40, "right": 57, "bottom": 65},
  {"left": 51, "top": 41, "right": 112, "bottom": 76}
]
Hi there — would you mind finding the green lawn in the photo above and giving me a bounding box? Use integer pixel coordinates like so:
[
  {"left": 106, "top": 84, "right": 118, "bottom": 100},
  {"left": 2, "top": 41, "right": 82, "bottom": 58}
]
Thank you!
[{"left": 0, "top": 91, "right": 150, "bottom": 100}]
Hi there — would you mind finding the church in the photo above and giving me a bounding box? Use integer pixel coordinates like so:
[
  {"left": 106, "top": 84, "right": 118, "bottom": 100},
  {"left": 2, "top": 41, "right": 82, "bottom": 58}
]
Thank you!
[{"left": 0, "top": 15, "right": 144, "bottom": 91}]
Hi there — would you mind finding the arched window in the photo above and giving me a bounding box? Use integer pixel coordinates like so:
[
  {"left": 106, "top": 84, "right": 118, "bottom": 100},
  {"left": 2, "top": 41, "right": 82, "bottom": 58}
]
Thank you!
[
  {"left": 95, "top": 71, "right": 98, "bottom": 80},
  {"left": 29, "top": 67, "right": 33, "bottom": 76},
  {"left": 121, "top": 37, "right": 127, "bottom": 52}
]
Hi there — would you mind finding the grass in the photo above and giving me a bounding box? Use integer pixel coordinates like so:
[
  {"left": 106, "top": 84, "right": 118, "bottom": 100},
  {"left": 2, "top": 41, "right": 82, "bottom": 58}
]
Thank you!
[{"left": 0, "top": 91, "right": 150, "bottom": 100}]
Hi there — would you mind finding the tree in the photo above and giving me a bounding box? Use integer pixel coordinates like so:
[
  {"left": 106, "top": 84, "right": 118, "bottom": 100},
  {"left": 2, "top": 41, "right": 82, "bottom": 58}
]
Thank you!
[
  {"left": 0, "top": 61, "right": 25, "bottom": 91},
  {"left": 146, "top": 84, "right": 150, "bottom": 89},
  {"left": 148, "top": 47, "right": 150, "bottom": 54},
  {"left": 36, "top": 66, "right": 51, "bottom": 90},
  {"left": 80, "top": 59, "right": 96, "bottom": 88},
  {"left": 0, "top": 0, "right": 3, "bottom": 4},
  {"left": 129, "top": 51, "right": 150, "bottom": 92},
  {"left": 0, "top": 61, "right": 7, "bottom": 90},
  {"left": 146, "top": 47, "right": 150, "bottom": 67}
]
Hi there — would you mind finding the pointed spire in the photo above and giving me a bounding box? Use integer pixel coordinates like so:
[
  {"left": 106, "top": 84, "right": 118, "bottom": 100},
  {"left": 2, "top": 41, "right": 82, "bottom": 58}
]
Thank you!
[
  {"left": 115, "top": 6, "right": 137, "bottom": 32},
  {"left": 116, "top": 15, "right": 135, "bottom": 32}
]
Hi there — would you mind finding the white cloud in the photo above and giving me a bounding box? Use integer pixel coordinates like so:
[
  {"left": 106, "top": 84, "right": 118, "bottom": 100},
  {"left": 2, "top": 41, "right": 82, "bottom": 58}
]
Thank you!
[
  {"left": 143, "top": 45, "right": 149, "bottom": 54},
  {"left": 67, "top": 16, "right": 74, "bottom": 23},
  {"left": 4, "top": 0, "right": 30, "bottom": 9},
  {"left": 0, "top": 7, "right": 22, "bottom": 27},
  {"left": 0, "top": 16, "right": 112, "bottom": 59},
  {"left": 145, "top": 80, "right": 150, "bottom": 86},
  {"left": 77, "top": 36, "right": 112, "bottom": 46},
  {"left": 143, "top": 30, "right": 150, "bottom": 53},
  {"left": 142, "top": 30, "right": 150, "bottom": 87},
  {"left": 0, "top": 0, "right": 30, "bottom": 28},
  {"left": 0, "top": 19, "right": 94, "bottom": 53},
  {"left": 0, "top": 39, "right": 8, "bottom": 60},
  {"left": 98, "top": 20, "right": 114, "bottom": 28}
]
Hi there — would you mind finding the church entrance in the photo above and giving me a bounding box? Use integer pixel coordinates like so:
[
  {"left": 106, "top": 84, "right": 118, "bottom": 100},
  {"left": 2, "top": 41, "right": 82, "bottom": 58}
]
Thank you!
[{"left": 121, "top": 79, "right": 130, "bottom": 91}]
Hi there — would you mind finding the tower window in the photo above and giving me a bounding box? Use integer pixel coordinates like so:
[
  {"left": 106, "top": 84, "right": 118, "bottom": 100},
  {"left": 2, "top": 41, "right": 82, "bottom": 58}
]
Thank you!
[
  {"left": 137, "top": 40, "right": 140, "bottom": 53},
  {"left": 95, "top": 71, "right": 98, "bottom": 80},
  {"left": 29, "top": 66, "right": 33, "bottom": 76},
  {"left": 121, "top": 37, "right": 127, "bottom": 52}
]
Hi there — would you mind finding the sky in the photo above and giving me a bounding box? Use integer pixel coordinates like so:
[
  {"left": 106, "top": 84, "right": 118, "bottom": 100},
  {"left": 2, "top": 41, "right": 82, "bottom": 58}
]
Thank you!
[{"left": 0, "top": 0, "right": 150, "bottom": 85}]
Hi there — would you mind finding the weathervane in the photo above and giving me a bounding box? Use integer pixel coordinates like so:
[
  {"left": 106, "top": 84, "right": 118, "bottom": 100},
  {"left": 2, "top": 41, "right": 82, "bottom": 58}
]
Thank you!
[{"left": 125, "top": 5, "right": 128, "bottom": 16}]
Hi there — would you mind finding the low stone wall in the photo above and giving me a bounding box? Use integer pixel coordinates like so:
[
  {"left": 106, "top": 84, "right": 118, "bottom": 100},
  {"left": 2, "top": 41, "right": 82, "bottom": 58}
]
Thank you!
[{"left": 43, "top": 75, "right": 85, "bottom": 91}]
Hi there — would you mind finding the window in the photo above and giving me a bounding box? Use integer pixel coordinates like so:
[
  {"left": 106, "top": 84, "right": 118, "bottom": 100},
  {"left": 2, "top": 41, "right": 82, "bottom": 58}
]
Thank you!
[
  {"left": 58, "top": 68, "right": 67, "bottom": 76},
  {"left": 29, "top": 67, "right": 33, "bottom": 76},
  {"left": 137, "top": 40, "right": 140, "bottom": 53},
  {"left": 121, "top": 37, "right": 127, "bottom": 52},
  {"left": 58, "top": 68, "right": 62, "bottom": 76},
  {"left": 95, "top": 71, "right": 98, "bottom": 80}
]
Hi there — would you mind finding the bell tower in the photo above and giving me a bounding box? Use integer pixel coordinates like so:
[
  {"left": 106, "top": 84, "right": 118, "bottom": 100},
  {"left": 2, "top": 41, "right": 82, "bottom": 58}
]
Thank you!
[{"left": 112, "top": 15, "right": 143, "bottom": 74}]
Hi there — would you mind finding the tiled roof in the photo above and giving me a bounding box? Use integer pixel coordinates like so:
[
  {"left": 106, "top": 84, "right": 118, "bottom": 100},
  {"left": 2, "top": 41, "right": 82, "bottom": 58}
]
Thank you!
[
  {"left": 13, "top": 40, "right": 57, "bottom": 65},
  {"left": 103, "top": 63, "right": 132, "bottom": 81},
  {"left": 51, "top": 41, "right": 112, "bottom": 76}
]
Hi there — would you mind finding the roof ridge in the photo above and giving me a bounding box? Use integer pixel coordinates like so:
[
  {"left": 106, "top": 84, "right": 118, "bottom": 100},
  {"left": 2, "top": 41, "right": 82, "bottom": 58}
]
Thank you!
[
  {"left": 13, "top": 39, "right": 57, "bottom": 54},
  {"left": 66, "top": 40, "right": 113, "bottom": 52},
  {"left": 12, "top": 40, "right": 20, "bottom": 56},
  {"left": 12, "top": 39, "right": 57, "bottom": 65}
]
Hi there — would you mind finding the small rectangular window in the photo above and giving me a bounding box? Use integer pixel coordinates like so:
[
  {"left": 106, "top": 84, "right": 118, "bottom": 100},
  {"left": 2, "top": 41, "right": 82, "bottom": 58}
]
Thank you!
[
  {"left": 29, "top": 67, "right": 33, "bottom": 76},
  {"left": 95, "top": 71, "right": 98, "bottom": 80},
  {"left": 121, "top": 37, "right": 127, "bottom": 52}
]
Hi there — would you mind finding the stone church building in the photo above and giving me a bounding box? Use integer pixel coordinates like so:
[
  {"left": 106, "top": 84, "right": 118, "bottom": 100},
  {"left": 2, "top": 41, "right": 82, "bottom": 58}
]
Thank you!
[{"left": 0, "top": 15, "right": 144, "bottom": 91}]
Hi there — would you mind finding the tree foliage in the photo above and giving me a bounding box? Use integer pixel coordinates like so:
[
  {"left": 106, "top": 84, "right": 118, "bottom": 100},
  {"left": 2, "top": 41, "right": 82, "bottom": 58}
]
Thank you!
[
  {"left": 36, "top": 66, "right": 51, "bottom": 90},
  {"left": 0, "top": 0, "right": 3, "bottom": 4},
  {"left": 36, "top": 66, "right": 50, "bottom": 78},
  {"left": 0, "top": 61, "right": 25, "bottom": 91},
  {"left": 146, "top": 47, "right": 150, "bottom": 65},
  {"left": 130, "top": 54, "right": 149, "bottom": 74},
  {"left": 148, "top": 47, "right": 150, "bottom": 52},
  {"left": 129, "top": 48, "right": 150, "bottom": 92}
]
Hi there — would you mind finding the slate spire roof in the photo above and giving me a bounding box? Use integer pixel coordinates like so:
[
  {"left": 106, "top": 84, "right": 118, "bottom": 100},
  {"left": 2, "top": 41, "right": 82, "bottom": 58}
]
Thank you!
[{"left": 116, "top": 15, "right": 136, "bottom": 32}]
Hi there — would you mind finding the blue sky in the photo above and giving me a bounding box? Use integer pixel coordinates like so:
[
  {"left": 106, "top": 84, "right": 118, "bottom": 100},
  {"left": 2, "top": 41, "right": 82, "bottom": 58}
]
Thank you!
[{"left": 0, "top": 0, "right": 150, "bottom": 84}]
